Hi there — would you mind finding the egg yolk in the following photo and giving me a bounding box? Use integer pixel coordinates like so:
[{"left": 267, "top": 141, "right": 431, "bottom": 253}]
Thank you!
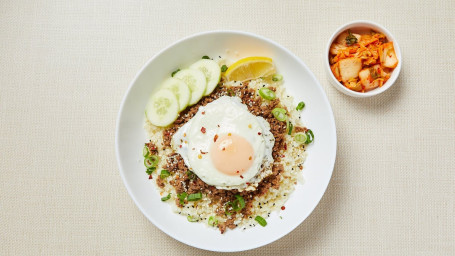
[{"left": 210, "top": 133, "right": 254, "bottom": 176}]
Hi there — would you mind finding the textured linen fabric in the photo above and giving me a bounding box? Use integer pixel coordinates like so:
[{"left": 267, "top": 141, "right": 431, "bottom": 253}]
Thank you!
[{"left": 0, "top": 0, "right": 454, "bottom": 255}]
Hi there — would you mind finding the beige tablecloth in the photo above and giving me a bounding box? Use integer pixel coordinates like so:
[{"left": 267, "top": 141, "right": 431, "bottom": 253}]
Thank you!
[{"left": 1, "top": 0, "right": 454, "bottom": 255}]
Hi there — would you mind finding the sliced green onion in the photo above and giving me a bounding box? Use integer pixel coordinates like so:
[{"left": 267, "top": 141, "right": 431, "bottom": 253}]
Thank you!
[
  {"left": 287, "top": 121, "right": 293, "bottom": 135},
  {"left": 161, "top": 193, "right": 171, "bottom": 201},
  {"left": 202, "top": 55, "right": 210, "bottom": 59},
  {"left": 255, "top": 216, "right": 267, "bottom": 227},
  {"left": 221, "top": 65, "right": 228, "bottom": 72},
  {"left": 177, "top": 192, "right": 187, "bottom": 205},
  {"left": 258, "top": 88, "right": 276, "bottom": 100},
  {"left": 145, "top": 167, "right": 156, "bottom": 175},
  {"left": 160, "top": 169, "right": 170, "bottom": 179},
  {"left": 143, "top": 145, "right": 150, "bottom": 157},
  {"left": 187, "top": 215, "right": 198, "bottom": 222},
  {"left": 171, "top": 69, "right": 180, "bottom": 77},
  {"left": 186, "top": 170, "right": 196, "bottom": 180},
  {"left": 305, "top": 129, "right": 314, "bottom": 144},
  {"left": 144, "top": 157, "right": 156, "bottom": 168},
  {"left": 296, "top": 101, "right": 305, "bottom": 111},
  {"left": 232, "top": 195, "right": 245, "bottom": 212},
  {"left": 272, "top": 74, "right": 283, "bottom": 82},
  {"left": 208, "top": 216, "right": 218, "bottom": 227},
  {"left": 271, "top": 108, "right": 287, "bottom": 122},
  {"left": 227, "top": 88, "right": 235, "bottom": 96},
  {"left": 294, "top": 132, "right": 308, "bottom": 144},
  {"left": 187, "top": 192, "right": 202, "bottom": 201},
  {"left": 144, "top": 155, "right": 159, "bottom": 168}
]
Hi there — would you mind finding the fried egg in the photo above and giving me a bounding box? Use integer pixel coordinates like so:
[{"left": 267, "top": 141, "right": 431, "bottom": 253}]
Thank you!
[{"left": 172, "top": 96, "right": 274, "bottom": 191}]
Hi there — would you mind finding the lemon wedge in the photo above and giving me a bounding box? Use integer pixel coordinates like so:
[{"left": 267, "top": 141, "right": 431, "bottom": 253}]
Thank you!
[{"left": 224, "top": 57, "right": 276, "bottom": 82}]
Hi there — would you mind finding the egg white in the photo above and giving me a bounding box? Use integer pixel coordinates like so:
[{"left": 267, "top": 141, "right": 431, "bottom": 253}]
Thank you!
[{"left": 172, "top": 96, "right": 274, "bottom": 191}]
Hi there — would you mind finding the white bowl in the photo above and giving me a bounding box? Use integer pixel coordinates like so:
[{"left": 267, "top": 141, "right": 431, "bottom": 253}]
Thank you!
[
  {"left": 116, "top": 30, "right": 337, "bottom": 252},
  {"left": 324, "top": 20, "right": 402, "bottom": 97}
]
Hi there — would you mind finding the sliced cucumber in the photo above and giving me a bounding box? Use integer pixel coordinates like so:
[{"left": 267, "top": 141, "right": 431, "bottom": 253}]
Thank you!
[
  {"left": 161, "top": 77, "right": 190, "bottom": 111},
  {"left": 174, "top": 69, "right": 206, "bottom": 105},
  {"left": 190, "top": 59, "right": 221, "bottom": 96},
  {"left": 145, "top": 89, "right": 179, "bottom": 127}
]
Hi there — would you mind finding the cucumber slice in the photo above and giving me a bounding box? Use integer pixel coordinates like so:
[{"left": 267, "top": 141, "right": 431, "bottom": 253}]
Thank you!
[
  {"left": 161, "top": 77, "right": 190, "bottom": 111},
  {"left": 145, "top": 89, "right": 179, "bottom": 127},
  {"left": 190, "top": 59, "right": 221, "bottom": 96},
  {"left": 174, "top": 69, "right": 206, "bottom": 105}
]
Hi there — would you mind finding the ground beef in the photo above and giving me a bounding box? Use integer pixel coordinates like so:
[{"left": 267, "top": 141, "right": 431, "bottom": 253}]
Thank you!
[
  {"left": 155, "top": 175, "right": 165, "bottom": 188},
  {"left": 159, "top": 82, "right": 304, "bottom": 233},
  {"left": 145, "top": 142, "right": 159, "bottom": 155},
  {"left": 294, "top": 126, "right": 308, "bottom": 133}
]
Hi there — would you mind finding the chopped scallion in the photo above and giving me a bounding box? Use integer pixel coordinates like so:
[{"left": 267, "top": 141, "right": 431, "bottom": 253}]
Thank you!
[
  {"left": 208, "top": 216, "right": 218, "bottom": 227},
  {"left": 287, "top": 121, "right": 293, "bottom": 135},
  {"left": 145, "top": 167, "right": 156, "bottom": 175},
  {"left": 221, "top": 65, "right": 228, "bottom": 72},
  {"left": 142, "top": 145, "right": 150, "bottom": 157},
  {"left": 144, "top": 156, "right": 158, "bottom": 168},
  {"left": 296, "top": 101, "right": 305, "bottom": 111},
  {"left": 161, "top": 193, "right": 171, "bottom": 201},
  {"left": 271, "top": 108, "right": 287, "bottom": 122},
  {"left": 186, "top": 170, "right": 196, "bottom": 180},
  {"left": 258, "top": 88, "right": 276, "bottom": 100},
  {"left": 272, "top": 74, "right": 283, "bottom": 81},
  {"left": 255, "top": 216, "right": 267, "bottom": 227},
  {"left": 187, "top": 192, "right": 202, "bottom": 201},
  {"left": 294, "top": 132, "right": 308, "bottom": 144},
  {"left": 232, "top": 195, "right": 245, "bottom": 212},
  {"left": 177, "top": 192, "right": 187, "bottom": 205},
  {"left": 160, "top": 169, "right": 170, "bottom": 179},
  {"left": 202, "top": 55, "right": 210, "bottom": 59},
  {"left": 305, "top": 129, "right": 314, "bottom": 144},
  {"left": 171, "top": 69, "right": 180, "bottom": 77},
  {"left": 187, "top": 215, "right": 198, "bottom": 222}
]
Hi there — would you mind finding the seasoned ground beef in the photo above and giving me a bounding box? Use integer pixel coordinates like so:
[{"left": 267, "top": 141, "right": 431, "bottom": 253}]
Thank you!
[{"left": 158, "top": 82, "right": 301, "bottom": 233}]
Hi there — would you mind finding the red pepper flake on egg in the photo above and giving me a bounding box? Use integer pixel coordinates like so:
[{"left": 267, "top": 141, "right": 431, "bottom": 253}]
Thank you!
[
  {"left": 201, "top": 127, "right": 206, "bottom": 133},
  {"left": 202, "top": 111, "right": 205, "bottom": 115},
  {"left": 248, "top": 156, "right": 252, "bottom": 160},
  {"left": 281, "top": 206, "right": 286, "bottom": 210},
  {"left": 258, "top": 132, "right": 262, "bottom": 135},
  {"left": 214, "top": 134, "right": 218, "bottom": 142},
  {"left": 240, "top": 175, "right": 244, "bottom": 179}
]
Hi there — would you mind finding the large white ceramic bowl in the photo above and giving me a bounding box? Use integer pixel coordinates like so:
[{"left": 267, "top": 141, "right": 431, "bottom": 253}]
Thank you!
[
  {"left": 116, "top": 31, "right": 337, "bottom": 252},
  {"left": 325, "top": 20, "right": 402, "bottom": 97}
]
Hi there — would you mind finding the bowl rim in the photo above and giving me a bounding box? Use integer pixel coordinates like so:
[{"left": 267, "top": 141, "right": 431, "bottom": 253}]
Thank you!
[
  {"left": 115, "top": 29, "right": 337, "bottom": 252},
  {"left": 324, "top": 20, "right": 402, "bottom": 98}
]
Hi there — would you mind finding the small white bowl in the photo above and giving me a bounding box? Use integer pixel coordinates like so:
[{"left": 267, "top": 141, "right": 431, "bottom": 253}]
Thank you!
[{"left": 324, "top": 20, "right": 402, "bottom": 97}]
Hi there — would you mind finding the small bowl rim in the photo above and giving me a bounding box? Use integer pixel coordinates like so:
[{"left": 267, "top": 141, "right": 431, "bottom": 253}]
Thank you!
[{"left": 324, "top": 20, "right": 402, "bottom": 98}]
